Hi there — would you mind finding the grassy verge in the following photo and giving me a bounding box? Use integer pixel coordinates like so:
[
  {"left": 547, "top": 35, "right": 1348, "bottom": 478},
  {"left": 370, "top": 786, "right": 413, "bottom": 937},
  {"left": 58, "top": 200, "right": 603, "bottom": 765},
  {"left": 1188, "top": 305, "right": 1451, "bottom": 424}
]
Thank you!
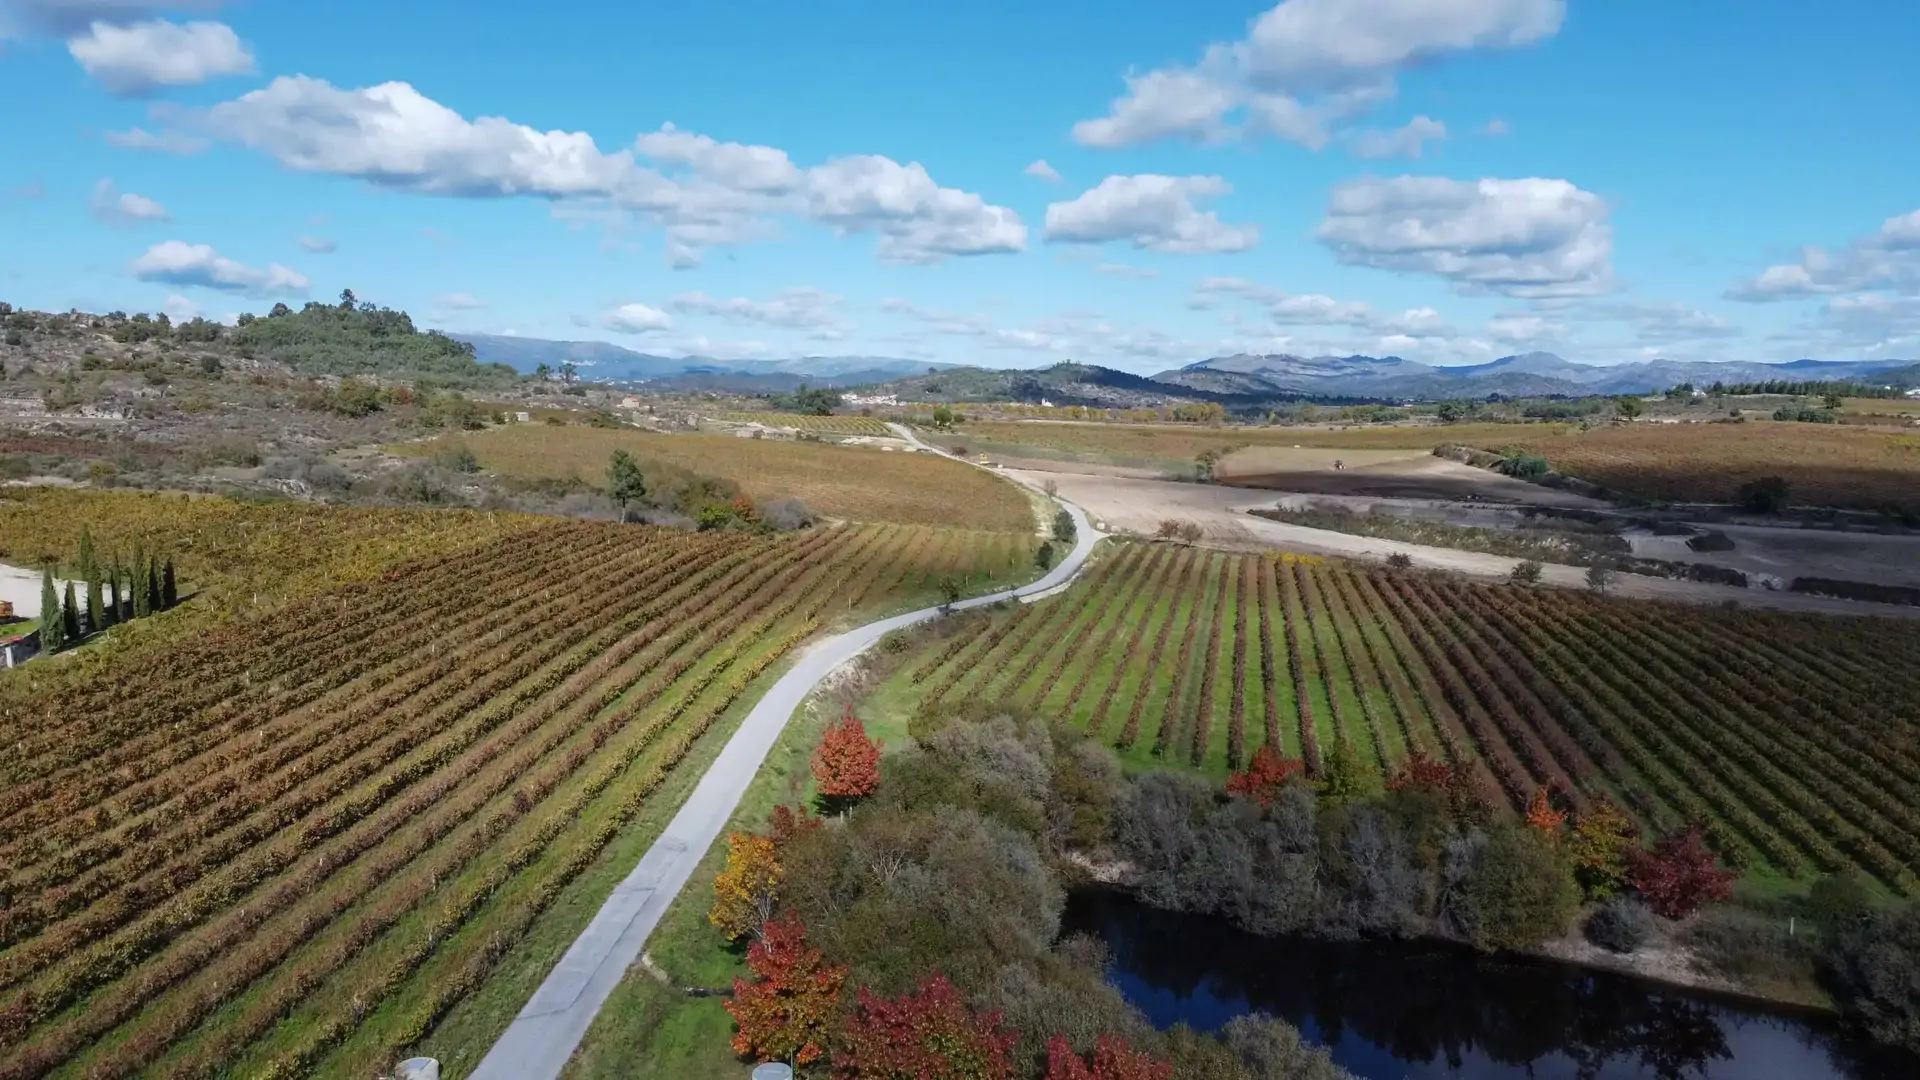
[{"left": 556, "top": 684, "right": 847, "bottom": 1078}]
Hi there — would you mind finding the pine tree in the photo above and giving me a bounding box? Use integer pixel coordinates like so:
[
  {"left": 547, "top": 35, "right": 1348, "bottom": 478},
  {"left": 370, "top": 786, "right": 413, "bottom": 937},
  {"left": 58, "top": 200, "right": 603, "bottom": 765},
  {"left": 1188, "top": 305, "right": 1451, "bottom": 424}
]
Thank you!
[
  {"left": 162, "top": 557, "right": 178, "bottom": 608},
  {"left": 61, "top": 581, "right": 80, "bottom": 641},
  {"left": 38, "top": 566, "right": 64, "bottom": 652}
]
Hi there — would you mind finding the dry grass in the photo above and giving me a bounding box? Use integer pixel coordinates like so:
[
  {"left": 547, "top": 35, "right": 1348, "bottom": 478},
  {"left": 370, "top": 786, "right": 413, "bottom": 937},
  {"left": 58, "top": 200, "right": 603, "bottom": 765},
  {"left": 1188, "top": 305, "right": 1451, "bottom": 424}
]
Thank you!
[
  {"left": 413, "top": 425, "right": 1035, "bottom": 531},
  {"left": 949, "top": 418, "right": 1920, "bottom": 513},
  {"left": 945, "top": 419, "right": 1530, "bottom": 464}
]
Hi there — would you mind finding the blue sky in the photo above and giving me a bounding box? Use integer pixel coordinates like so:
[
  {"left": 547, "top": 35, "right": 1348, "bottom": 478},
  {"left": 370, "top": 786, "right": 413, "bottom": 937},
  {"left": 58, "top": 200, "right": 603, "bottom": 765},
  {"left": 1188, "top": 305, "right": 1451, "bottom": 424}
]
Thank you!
[{"left": 2, "top": 0, "right": 1916, "bottom": 372}]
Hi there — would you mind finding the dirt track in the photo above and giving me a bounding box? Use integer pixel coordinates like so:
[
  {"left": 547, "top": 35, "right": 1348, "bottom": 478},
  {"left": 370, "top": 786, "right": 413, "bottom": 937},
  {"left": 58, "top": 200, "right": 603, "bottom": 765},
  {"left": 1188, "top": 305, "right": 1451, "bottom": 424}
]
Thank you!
[{"left": 1013, "top": 470, "right": 1920, "bottom": 620}]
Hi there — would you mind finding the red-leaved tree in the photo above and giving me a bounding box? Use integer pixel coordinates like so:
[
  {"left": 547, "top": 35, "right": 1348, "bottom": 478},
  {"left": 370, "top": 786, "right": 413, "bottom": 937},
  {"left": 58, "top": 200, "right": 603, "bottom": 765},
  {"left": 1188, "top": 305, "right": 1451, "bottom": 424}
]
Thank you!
[
  {"left": 1627, "top": 824, "right": 1736, "bottom": 919},
  {"left": 727, "top": 913, "right": 847, "bottom": 1066},
  {"left": 1044, "top": 1035, "right": 1173, "bottom": 1080},
  {"left": 1224, "top": 744, "right": 1304, "bottom": 807},
  {"left": 1385, "top": 751, "right": 1453, "bottom": 794},
  {"left": 813, "top": 706, "right": 883, "bottom": 806},
  {"left": 834, "top": 973, "right": 1018, "bottom": 1080},
  {"left": 768, "top": 803, "right": 824, "bottom": 847}
]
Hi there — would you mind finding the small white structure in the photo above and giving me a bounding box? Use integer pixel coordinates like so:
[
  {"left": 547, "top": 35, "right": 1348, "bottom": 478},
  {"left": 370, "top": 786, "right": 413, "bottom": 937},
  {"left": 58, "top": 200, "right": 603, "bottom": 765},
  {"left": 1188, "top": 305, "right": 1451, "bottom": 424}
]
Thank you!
[
  {"left": 513, "top": 411, "right": 531, "bottom": 423},
  {"left": 1905, "top": 388, "right": 1920, "bottom": 399},
  {"left": 2, "top": 633, "right": 39, "bottom": 669},
  {"left": 620, "top": 395, "right": 642, "bottom": 409}
]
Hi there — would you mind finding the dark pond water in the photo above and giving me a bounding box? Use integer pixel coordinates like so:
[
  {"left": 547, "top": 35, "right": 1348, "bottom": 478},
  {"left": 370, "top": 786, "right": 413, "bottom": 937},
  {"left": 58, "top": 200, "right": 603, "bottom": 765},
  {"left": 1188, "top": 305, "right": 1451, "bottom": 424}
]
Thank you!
[{"left": 1063, "top": 890, "right": 1909, "bottom": 1080}]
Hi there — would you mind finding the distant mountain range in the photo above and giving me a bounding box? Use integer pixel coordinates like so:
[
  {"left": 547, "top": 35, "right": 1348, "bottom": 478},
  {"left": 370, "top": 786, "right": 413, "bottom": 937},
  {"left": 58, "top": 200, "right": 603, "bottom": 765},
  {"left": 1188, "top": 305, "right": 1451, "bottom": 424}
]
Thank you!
[
  {"left": 453, "top": 333, "right": 1917, "bottom": 403},
  {"left": 448, "top": 333, "right": 949, "bottom": 389},
  {"left": 1155, "top": 352, "right": 1920, "bottom": 399}
]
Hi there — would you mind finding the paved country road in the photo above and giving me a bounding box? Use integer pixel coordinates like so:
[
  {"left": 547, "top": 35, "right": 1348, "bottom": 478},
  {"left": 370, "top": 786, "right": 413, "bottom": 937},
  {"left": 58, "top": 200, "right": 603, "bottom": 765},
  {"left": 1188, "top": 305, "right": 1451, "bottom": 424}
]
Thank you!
[{"left": 469, "top": 457, "right": 1103, "bottom": 1080}]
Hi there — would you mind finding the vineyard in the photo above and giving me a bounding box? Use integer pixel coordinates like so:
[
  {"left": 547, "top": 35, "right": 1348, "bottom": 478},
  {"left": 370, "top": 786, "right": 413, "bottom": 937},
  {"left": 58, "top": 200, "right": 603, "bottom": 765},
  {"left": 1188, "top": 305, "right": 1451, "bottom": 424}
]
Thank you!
[
  {"left": 901, "top": 541, "right": 1920, "bottom": 890},
  {"left": 0, "top": 488, "right": 542, "bottom": 608},
  {"left": 405, "top": 426, "right": 1036, "bottom": 531},
  {"left": 929, "top": 418, "right": 1920, "bottom": 513},
  {"left": 0, "top": 519, "right": 1029, "bottom": 1077},
  {"left": 715, "top": 412, "right": 893, "bottom": 436},
  {"left": 1498, "top": 420, "right": 1920, "bottom": 512}
]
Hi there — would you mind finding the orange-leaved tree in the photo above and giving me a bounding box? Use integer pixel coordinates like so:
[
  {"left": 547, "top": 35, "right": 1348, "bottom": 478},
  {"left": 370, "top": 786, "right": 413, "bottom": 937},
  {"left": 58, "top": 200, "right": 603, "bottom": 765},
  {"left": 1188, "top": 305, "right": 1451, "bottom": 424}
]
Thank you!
[
  {"left": 1525, "top": 788, "right": 1567, "bottom": 842},
  {"left": 1044, "top": 1034, "right": 1173, "bottom": 1080},
  {"left": 834, "top": 973, "right": 1018, "bottom": 1080},
  {"left": 813, "top": 706, "right": 883, "bottom": 808},
  {"left": 710, "top": 832, "right": 781, "bottom": 941},
  {"left": 1224, "top": 744, "right": 1304, "bottom": 807},
  {"left": 727, "top": 912, "right": 846, "bottom": 1067},
  {"left": 1569, "top": 799, "right": 1636, "bottom": 898}
]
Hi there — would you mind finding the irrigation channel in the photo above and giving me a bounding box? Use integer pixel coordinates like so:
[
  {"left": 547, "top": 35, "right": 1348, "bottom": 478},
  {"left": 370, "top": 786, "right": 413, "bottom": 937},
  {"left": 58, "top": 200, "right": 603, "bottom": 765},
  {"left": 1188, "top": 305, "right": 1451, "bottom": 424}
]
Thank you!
[{"left": 1066, "top": 890, "right": 1909, "bottom": 1080}]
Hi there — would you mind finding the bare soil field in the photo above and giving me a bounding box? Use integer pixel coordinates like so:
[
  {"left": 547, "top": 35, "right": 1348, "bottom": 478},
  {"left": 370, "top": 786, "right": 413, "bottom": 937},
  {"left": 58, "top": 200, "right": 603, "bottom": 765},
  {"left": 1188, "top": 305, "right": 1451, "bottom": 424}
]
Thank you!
[
  {"left": 1630, "top": 523, "right": 1920, "bottom": 590},
  {"left": 1213, "top": 446, "right": 1604, "bottom": 507},
  {"left": 1014, "top": 469, "right": 1920, "bottom": 619}
]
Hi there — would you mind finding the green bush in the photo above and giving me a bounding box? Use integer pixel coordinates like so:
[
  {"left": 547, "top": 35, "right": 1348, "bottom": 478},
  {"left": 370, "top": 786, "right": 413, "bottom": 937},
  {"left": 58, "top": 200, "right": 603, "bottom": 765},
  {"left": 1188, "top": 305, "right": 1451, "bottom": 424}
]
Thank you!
[
  {"left": 1451, "top": 825, "right": 1580, "bottom": 952},
  {"left": 1584, "top": 897, "right": 1655, "bottom": 953},
  {"left": 1824, "top": 904, "right": 1920, "bottom": 1054}
]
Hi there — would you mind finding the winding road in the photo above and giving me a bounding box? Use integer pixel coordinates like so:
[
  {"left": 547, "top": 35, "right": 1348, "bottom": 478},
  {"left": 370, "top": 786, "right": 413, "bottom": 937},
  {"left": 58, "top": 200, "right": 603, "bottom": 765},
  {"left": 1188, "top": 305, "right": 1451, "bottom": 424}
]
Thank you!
[{"left": 469, "top": 448, "right": 1104, "bottom": 1080}]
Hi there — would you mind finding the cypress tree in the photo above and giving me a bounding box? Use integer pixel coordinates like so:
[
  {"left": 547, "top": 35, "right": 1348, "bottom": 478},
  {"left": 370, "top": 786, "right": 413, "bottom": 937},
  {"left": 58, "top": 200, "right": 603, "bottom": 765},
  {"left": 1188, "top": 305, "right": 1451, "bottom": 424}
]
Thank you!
[
  {"left": 38, "top": 566, "right": 63, "bottom": 652},
  {"left": 109, "top": 560, "right": 125, "bottom": 622},
  {"left": 162, "top": 557, "right": 178, "bottom": 609},
  {"left": 61, "top": 581, "right": 80, "bottom": 641},
  {"left": 85, "top": 563, "right": 104, "bottom": 634},
  {"left": 78, "top": 526, "right": 95, "bottom": 577},
  {"left": 132, "top": 547, "right": 151, "bottom": 619},
  {"left": 148, "top": 555, "right": 164, "bottom": 614}
]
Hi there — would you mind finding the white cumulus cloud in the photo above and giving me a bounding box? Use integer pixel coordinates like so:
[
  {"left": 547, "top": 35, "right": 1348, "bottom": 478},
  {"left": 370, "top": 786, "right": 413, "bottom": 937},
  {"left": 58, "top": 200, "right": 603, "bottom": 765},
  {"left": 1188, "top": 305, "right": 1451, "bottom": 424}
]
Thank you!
[
  {"left": 601, "top": 302, "right": 673, "bottom": 334},
  {"left": 1726, "top": 208, "right": 1920, "bottom": 301},
  {"left": 1072, "top": 0, "right": 1564, "bottom": 150},
  {"left": 88, "top": 177, "right": 168, "bottom": 224},
  {"left": 804, "top": 155, "right": 1027, "bottom": 264},
  {"left": 667, "top": 287, "right": 851, "bottom": 339},
  {"left": 185, "top": 77, "right": 1027, "bottom": 268},
  {"left": 128, "top": 240, "right": 307, "bottom": 295},
  {"left": 162, "top": 293, "right": 199, "bottom": 321},
  {"left": 1045, "top": 174, "right": 1258, "bottom": 254},
  {"left": 68, "top": 19, "right": 254, "bottom": 96},
  {"left": 1347, "top": 115, "right": 1446, "bottom": 159},
  {"left": 1316, "top": 175, "right": 1613, "bottom": 298},
  {"left": 104, "top": 126, "right": 210, "bottom": 153},
  {"left": 1024, "top": 159, "right": 1062, "bottom": 183}
]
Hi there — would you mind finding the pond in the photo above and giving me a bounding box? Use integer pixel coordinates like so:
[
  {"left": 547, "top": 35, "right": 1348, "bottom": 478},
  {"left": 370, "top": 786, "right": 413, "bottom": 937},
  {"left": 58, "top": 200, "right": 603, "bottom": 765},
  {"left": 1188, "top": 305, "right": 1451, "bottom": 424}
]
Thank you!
[{"left": 1063, "top": 890, "right": 1908, "bottom": 1080}]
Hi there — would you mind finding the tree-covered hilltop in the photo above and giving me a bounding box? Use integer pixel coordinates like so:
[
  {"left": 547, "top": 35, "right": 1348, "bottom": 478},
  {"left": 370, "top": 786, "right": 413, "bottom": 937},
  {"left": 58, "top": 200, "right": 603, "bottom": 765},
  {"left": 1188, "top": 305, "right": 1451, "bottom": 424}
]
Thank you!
[{"left": 231, "top": 290, "right": 519, "bottom": 388}]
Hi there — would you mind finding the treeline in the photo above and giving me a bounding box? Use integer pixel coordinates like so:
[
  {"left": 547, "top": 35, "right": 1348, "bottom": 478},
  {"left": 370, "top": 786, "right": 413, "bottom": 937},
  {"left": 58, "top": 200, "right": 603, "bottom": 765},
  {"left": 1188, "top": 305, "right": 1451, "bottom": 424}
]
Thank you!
[
  {"left": 31, "top": 526, "right": 177, "bottom": 654},
  {"left": 1709, "top": 379, "right": 1900, "bottom": 398},
  {"left": 709, "top": 699, "right": 1353, "bottom": 1079},
  {"left": 230, "top": 290, "right": 518, "bottom": 388}
]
